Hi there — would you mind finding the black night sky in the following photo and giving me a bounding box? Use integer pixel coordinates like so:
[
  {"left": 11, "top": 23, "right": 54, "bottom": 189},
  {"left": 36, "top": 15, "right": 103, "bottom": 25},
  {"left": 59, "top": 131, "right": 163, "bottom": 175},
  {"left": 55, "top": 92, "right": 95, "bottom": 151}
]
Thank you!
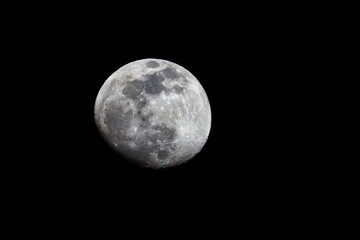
[
  {"left": 31, "top": 28, "right": 302, "bottom": 212},
  {"left": 5, "top": 3, "right": 318, "bottom": 234}
]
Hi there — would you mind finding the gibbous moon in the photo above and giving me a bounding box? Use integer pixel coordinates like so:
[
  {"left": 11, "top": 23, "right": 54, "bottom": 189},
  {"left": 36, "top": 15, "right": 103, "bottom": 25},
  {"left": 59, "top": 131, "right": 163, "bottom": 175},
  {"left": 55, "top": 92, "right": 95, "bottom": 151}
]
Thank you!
[{"left": 94, "top": 59, "right": 211, "bottom": 169}]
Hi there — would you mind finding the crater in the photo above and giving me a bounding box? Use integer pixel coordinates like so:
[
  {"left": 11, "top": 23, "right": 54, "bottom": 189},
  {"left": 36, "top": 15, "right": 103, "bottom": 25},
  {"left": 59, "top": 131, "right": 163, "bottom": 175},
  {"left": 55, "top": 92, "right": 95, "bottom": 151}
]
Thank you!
[
  {"left": 173, "top": 85, "right": 184, "bottom": 93},
  {"left": 136, "top": 98, "right": 148, "bottom": 110},
  {"left": 125, "top": 74, "right": 133, "bottom": 80},
  {"left": 108, "top": 78, "right": 119, "bottom": 92},
  {"left": 146, "top": 61, "right": 160, "bottom": 68}
]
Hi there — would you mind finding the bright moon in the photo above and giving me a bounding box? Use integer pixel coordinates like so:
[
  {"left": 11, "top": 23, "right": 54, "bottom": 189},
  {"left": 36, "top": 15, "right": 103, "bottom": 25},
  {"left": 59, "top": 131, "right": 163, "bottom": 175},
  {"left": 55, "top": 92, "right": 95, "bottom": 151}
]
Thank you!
[{"left": 94, "top": 59, "right": 211, "bottom": 169}]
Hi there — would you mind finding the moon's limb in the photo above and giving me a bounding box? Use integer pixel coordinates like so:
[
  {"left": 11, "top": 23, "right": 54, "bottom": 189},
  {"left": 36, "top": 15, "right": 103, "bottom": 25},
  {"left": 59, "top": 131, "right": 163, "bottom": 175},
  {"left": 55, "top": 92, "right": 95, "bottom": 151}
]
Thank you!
[{"left": 94, "top": 58, "right": 211, "bottom": 169}]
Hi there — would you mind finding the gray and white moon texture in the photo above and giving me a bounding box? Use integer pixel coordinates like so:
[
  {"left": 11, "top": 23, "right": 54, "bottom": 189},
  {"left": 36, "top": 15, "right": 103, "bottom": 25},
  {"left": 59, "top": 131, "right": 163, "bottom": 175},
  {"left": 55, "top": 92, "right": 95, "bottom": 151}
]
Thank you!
[{"left": 94, "top": 59, "right": 211, "bottom": 169}]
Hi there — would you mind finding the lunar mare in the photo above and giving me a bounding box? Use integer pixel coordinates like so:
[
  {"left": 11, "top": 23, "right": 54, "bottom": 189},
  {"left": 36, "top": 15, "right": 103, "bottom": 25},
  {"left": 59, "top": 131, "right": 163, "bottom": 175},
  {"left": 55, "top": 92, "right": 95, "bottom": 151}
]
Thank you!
[{"left": 94, "top": 58, "right": 211, "bottom": 169}]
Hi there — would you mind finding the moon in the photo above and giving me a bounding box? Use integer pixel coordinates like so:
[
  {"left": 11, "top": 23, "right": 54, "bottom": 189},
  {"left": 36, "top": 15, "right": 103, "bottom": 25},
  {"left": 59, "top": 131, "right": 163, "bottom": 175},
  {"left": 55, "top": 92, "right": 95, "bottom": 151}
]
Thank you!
[{"left": 94, "top": 59, "right": 211, "bottom": 169}]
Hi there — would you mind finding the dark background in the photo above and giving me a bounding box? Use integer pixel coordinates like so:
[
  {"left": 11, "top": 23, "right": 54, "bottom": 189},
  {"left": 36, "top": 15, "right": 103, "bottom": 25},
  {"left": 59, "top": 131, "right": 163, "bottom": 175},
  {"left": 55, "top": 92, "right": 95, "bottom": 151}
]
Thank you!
[{"left": 4, "top": 3, "right": 324, "bottom": 234}]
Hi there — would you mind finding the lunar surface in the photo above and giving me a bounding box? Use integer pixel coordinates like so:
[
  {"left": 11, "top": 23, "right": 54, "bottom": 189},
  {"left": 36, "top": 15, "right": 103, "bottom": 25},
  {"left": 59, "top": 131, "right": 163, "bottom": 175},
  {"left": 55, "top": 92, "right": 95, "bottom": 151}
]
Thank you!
[{"left": 94, "top": 59, "right": 211, "bottom": 169}]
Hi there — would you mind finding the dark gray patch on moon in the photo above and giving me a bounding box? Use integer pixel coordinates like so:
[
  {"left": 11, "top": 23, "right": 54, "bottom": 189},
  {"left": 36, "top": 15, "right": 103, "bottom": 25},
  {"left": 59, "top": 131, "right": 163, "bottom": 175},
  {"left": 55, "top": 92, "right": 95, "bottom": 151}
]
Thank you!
[
  {"left": 162, "top": 66, "right": 179, "bottom": 79},
  {"left": 141, "top": 123, "right": 177, "bottom": 161},
  {"left": 122, "top": 80, "right": 144, "bottom": 99},
  {"left": 144, "top": 73, "right": 166, "bottom": 95},
  {"left": 133, "top": 133, "right": 158, "bottom": 157},
  {"left": 139, "top": 114, "right": 151, "bottom": 129},
  {"left": 152, "top": 124, "right": 176, "bottom": 142},
  {"left": 146, "top": 61, "right": 160, "bottom": 68},
  {"left": 173, "top": 85, "right": 184, "bottom": 93},
  {"left": 136, "top": 98, "right": 148, "bottom": 110},
  {"left": 104, "top": 102, "right": 133, "bottom": 142},
  {"left": 157, "top": 150, "right": 170, "bottom": 160}
]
